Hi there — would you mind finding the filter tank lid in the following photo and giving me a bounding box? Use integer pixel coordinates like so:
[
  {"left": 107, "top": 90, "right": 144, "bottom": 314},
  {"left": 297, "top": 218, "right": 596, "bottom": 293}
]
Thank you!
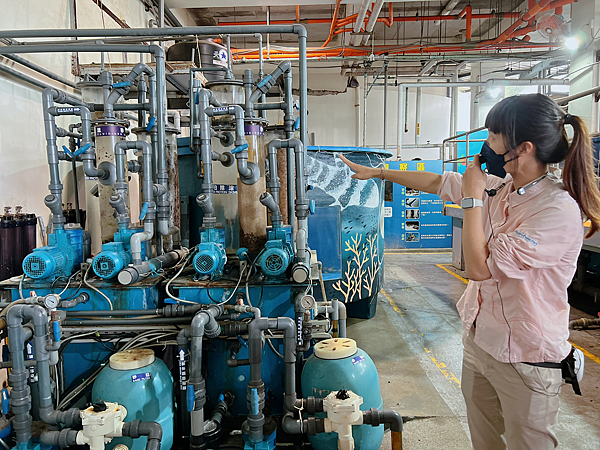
[
  {"left": 109, "top": 349, "right": 155, "bottom": 371},
  {"left": 314, "top": 338, "right": 357, "bottom": 360}
]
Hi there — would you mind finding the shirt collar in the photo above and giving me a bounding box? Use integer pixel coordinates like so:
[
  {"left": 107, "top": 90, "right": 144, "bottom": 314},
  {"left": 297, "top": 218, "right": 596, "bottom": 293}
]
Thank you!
[{"left": 507, "top": 173, "right": 551, "bottom": 206}]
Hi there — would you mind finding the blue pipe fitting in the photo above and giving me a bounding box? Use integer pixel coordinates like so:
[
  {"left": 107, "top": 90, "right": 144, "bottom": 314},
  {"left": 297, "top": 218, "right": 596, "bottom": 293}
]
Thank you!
[
  {"left": 231, "top": 143, "right": 249, "bottom": 154},
  {"left": 113, "top": 81, "right": 131, "bottom": 88},
  {"left": 52, "top": 321, "right": 61, "bottom": 343},
  {"left": 62, "top": 145, "right": 74, "bottom": 158},
  {"left": 257, "top": 74, "right": 272, "bottom": 89},
  {"left": 186, "top": 385, "right": 195, "bottom": 412},
  {"left": 251, "top": 388, "right": 259, "bottom": 416},
  {"left": 146, "top": 116, "right": 156, "bottom": 131},
  {"left": 236, "top": 247, "right": 249, "bottom": 261},
  {"left": 73, "top": 143, "right": 91, "bottom": 157},
  {"left": 139, "top": 202, "right": 149, "bottom": 221},
  {"left": 1, "top": 389, "right": 9, "bottom": 415}
]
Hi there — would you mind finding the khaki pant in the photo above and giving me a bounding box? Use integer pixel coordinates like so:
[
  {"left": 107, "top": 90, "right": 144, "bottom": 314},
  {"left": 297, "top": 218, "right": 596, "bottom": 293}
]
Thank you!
[{"left": 461, "top": 329, "right": 562, "bottom": 450}]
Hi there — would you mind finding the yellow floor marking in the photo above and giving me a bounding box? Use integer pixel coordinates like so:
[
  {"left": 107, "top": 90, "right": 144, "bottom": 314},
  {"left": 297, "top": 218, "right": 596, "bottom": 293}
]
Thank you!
[
  {"left": 434, "top": 263, "right": 600, "bottom": 367},
  {"left": 436, "top": 263, "right": 469, "bottom": 284},
  {"left": 570, "top": 342, "right": 600, "bottom": 366},
  {"left": 381, "top": 288, "right": 461, "bottom": 388},
  {"left": 425, "top": 347, "right": 462, "bottom": 388},
  {"left": 380, "top": 288, "right": 403, "bottom": 316}
]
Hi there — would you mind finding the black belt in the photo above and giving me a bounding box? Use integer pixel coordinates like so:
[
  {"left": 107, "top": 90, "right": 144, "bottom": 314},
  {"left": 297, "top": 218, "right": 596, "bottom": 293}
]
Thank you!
[{"left": 523, "top": 361, "right": 561, "bottom": 369}]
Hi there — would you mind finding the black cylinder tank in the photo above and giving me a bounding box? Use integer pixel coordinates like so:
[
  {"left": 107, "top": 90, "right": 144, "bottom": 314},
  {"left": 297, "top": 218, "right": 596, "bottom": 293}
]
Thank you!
[
  {"left": 24, "top": 213, "right": 37, "bottom": 259},
  {"left": 167, "top": 40, "right": 228, "bottom": 82},
  {"left": 0, "top": 210, "right": 16, "bottom": 281},
  {"left": 14, "top": 209, "right": 25, "bottom": 276}
]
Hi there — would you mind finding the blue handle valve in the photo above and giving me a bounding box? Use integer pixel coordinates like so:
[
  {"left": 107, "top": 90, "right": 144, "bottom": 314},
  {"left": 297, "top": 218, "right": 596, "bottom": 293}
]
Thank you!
[
  {"left": 195, "top": 90, "right": 200, "bottom": 105},
  {"left": 186, "top": 385, "right": 195, "bottom": 412},
  {"left": 73, "top": 143, "right": 91, "bottom": 157},
  {"left": 139, "top": 202, "right": 149, "bottom": 221},
  {"left": 62, "top": 145, "right": 74, "bottom": 158},
  {"left": 146, "top": 116, "right": 156, "bottom": 132},
  {"left": 231, "top": 143, "right": 249, "bottom": 154},
  {"left": 294, "top": 116, "right": 300, "bottom": 131},
  {"left": 251, "top": 388, "right": 259, "bottom": 416},
  {"left": 257, "top": 74, "right": 272, "bottom": 89},
  {"left": 309, "top": 200, "right": 316, "bottom": 215},
  {"left": 1, "top": 389, "right": 9, "bottom": 415},
  {"left": 113, "top": 81, "right": 131, "bottom": 88},
  {"left": 52, "top": 321, "right": 61, "bottom": 343},
  {"left": 217, "top": 392, "right": 225, "bottom": 404}
]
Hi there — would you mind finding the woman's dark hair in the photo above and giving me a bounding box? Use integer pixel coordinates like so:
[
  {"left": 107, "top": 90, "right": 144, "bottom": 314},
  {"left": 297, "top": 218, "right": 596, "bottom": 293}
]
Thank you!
[{"left": 485, "top": 93, "right": 600, "bottom": 237}]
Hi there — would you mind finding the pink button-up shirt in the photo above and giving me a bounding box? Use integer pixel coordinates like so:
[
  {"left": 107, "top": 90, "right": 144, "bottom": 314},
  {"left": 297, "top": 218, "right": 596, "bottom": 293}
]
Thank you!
[{"left": 438, "top": 171, "right": 583, "bottom": 363}]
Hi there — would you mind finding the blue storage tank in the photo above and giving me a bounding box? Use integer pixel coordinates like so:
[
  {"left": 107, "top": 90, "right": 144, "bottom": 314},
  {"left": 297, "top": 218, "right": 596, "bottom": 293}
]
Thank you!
[
  {"left": 301, "top": 338, "right": 384, "bottom": 450},
  {"left": 92, "top": 349, "right": 174, "bottom": 450},
  {"left": 306, "top": 146, "right": 391, "bottom": 318}
]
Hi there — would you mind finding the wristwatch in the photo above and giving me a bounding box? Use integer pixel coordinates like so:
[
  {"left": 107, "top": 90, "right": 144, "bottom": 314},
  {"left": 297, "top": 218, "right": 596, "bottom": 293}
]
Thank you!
[{"left": 461, "top": 197, "right": 483, "bottom": 209}]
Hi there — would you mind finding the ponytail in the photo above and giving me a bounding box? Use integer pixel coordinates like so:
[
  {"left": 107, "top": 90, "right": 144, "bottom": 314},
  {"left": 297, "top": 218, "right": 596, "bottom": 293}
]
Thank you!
[{"left": 562, "top": 115, "right": 600, "bottom": 238}]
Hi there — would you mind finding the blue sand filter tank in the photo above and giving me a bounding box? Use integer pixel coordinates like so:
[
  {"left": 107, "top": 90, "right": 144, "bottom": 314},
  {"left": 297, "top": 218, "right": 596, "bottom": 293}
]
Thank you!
[
  {"left": 301, "top": 338, "right": 384, "bottom": 450},
  {"left": 92, "top": 349, "right": 174, "bottom": 450}
]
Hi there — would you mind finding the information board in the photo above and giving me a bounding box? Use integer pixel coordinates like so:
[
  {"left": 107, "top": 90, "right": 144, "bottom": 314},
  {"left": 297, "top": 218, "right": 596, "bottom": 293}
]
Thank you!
[{"left": 383, "top": 160, "right": 452, "bottom": 249}]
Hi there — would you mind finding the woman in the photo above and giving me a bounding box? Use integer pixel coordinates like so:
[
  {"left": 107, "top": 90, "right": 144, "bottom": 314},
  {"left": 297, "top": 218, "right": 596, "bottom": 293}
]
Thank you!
[{"left": 340, "top": 93, "right": 600, "bottom": 449}]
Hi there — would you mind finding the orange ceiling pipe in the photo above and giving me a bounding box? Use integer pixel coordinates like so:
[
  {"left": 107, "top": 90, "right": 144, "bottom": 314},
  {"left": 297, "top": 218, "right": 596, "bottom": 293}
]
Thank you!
[
  {"left": 231, "top": 41, "right": 557, "bottom": 60},
  {"left": 458, "top": 5, "right": 473, "bottom": 40},
  {"left": 503, "top": 0, "right": 576, "bottom": 41},
  {"left": 296, "top": 6, "right": 300, "bottom": 22},
  {"left": 492, "top": 0, "right": 554, "bottom": 44},
  {"left": 322, "top": 0, "right": 343, "bottom": 47}
]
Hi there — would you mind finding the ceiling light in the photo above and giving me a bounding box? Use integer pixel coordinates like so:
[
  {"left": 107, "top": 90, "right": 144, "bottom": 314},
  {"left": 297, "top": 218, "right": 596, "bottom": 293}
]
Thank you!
[{"left": 564, "top": 37, "right": 579, "bottom": 50}]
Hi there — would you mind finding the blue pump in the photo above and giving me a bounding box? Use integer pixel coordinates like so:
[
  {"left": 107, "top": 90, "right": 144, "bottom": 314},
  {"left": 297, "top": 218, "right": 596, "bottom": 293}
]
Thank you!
[
  {"left": 92, "top": 226, "right": 144, "bottom": 279},
  {"left": 22, "top": 228, "right": 83, "bottom": 281},
  {"left": 193, "top": 228, "right": 227, "bottom": 278},
  {"left": 259, "top": 226, "right": 294, "bottom": 278}
]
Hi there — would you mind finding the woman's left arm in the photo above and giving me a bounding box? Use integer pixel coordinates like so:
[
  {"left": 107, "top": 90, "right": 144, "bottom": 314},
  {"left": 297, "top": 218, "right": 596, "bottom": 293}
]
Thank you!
[{"left": 462, "top": 155, "right": 492, "bottom": 281}]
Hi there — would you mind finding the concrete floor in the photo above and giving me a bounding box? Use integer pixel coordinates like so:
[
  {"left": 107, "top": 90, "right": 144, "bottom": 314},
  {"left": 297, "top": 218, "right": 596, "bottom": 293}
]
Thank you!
[{"left": 347, "top": 252, "right": 600, "bottom": 449}]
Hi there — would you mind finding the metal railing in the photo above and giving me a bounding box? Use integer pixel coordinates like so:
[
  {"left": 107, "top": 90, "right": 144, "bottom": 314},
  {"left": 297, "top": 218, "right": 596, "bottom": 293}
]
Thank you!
[{"left": 442, "top": 126, "right": 486, "bottom": 168}]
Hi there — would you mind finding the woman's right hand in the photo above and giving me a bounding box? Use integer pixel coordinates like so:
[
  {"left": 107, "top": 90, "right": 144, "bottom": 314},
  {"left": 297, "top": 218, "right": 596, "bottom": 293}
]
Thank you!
[{"left": 339, "top": 154, "right": 377, "bottom": 180}]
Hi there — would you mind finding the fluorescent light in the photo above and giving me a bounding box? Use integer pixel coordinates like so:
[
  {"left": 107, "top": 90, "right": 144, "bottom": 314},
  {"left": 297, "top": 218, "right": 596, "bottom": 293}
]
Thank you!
[{"left": 565, "top": 37, "right": 579, "bottom": 50}]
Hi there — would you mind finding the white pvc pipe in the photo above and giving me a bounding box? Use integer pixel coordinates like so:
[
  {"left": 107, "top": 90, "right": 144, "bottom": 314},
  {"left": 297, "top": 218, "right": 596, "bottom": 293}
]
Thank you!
[
  {"left": 361, "top": 0, "right": 385, "bottom": 46},
  {"left": 350, "top": 0, "right": 370, "bottom": 47}
]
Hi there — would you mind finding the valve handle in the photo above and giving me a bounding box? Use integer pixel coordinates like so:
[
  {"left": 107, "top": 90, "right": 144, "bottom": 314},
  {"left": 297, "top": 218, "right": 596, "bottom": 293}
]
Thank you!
[
  {"left": 294, "top": 116, "right": 300, "bottom": 131},
  {"left": 112, "top": 81, "right": 131, "bottom": 88},
  {"left": 195, "top": 90, "right": 200, "bottom": 105},
  {"left": 73, "top": 143, "right": 91, "bottom": 157},
  {"left": 309, "top": 199, "right": 316, "bottom": 215},
  {"left": 146, "top": 116, "right": 156, "bottom": 131},
  {"left": 62, "top": 145, "right": 74, "bottom": 158},
  {"left": 52, "top": 321, "right": 61, "bottom": 343},
  {"left": 257, "top": 74, "right": 272, "bottom": 89},
  {"left": 1, "top": 389, "right": 9, "bottom": 415},
  {"left": 139, "top": 202, "right": 149, "bottom": 221},
  {"left": 231, "top": 143, "right": 249, "bottom": 154},
  {"left": 186, "top": 385, "right": 195, "bottom": 412}
]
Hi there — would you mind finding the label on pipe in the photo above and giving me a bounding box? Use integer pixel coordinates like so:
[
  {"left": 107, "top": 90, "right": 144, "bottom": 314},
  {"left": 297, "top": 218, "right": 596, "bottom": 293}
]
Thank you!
[
  {"left": 244, "top": 124, "right": 264, "bottom": 136},
  {"left": 95, "top": 125, "right": 126, "bottom": 137}
]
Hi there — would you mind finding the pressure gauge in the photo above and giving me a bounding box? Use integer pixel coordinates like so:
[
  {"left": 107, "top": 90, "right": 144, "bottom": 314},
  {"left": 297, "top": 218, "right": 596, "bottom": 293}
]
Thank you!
[
  {"left": 44, "top": 294, "right": 60, "bottom": 309},
  {"left": 300, "top": 295, "right": 316, "bottom": 311}
]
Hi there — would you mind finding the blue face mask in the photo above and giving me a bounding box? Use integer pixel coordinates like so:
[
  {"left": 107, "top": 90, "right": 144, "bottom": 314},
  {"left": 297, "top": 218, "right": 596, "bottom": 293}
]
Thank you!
[{"left": 479, "top": 142, "right": 513, "bottom": 179}]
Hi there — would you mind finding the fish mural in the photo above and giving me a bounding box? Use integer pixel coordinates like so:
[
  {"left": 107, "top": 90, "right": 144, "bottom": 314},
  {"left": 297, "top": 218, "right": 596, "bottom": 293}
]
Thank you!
[{"left": 306, "top": 147, "right": 389, "bottom": 317}]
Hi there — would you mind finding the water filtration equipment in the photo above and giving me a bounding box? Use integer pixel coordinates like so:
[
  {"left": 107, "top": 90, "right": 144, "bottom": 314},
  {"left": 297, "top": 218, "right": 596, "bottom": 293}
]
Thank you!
[
  {"left": 301, "top": 338, "right": 384, "bottom": 450},
  {"left": 0, "top": 209, "right": 16, "bottom": 280},
  {"left": 92, "top": 349, "right": 174, "bottom": 450}
]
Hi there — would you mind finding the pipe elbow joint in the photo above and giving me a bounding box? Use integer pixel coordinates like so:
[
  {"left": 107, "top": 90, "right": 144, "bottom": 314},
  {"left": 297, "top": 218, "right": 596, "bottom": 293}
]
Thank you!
[{"left": 293, "top": 24, "right": 308, "bottom": 38}]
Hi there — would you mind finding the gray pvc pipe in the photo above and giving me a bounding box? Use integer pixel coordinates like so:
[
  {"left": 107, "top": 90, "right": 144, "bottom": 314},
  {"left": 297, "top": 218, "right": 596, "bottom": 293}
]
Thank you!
[
  {"left": 196, "top": 89, "right": 223, "bottom": 228},
  {"left": 284, "top": 69, "right": 294, "bottom": 138},
  {"left": 118, "top": 249, "right": 185, "bottom": 285},
  {"left": 249, "top": 60, "right": 291, "bottom": 104},
  {"left": 104, "top": 62, "right": 155, "bottom": 119},
  {"left": 188, "top": 305, "right": 223, "bottom": 439}
]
